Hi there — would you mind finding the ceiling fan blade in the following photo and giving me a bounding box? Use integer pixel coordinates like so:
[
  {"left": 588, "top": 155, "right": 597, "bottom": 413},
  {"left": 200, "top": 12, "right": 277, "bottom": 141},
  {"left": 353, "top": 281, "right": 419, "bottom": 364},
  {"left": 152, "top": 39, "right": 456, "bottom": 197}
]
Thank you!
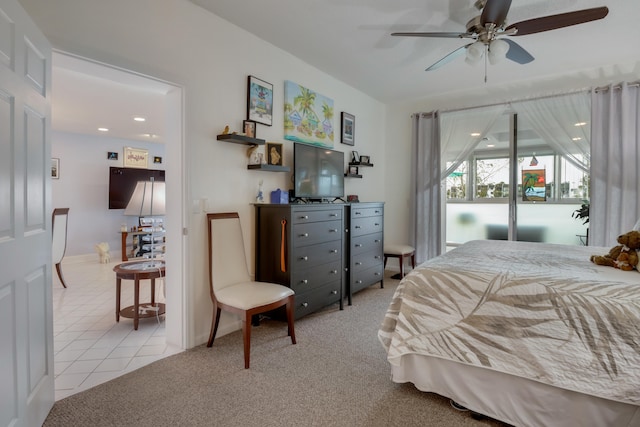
[
  {"left": 391, "top": 32, "right": 469, "bottom": 39},
  {"left": 481, "top": 0, "right": 512, "bottom": 26},
  {"left": 505, "top": 7, "right": 609, "bottom": 36},
  {"left": 504, "top": 39, "right": 534, "bottom": 64},
  {"left": 425, "top": 44, "right": 471, "bottom": 71}
]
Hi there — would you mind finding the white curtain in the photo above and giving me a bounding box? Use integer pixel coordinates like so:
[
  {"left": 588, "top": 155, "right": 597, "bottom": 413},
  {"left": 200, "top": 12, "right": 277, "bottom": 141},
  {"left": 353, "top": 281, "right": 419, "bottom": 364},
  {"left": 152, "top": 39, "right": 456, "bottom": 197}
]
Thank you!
[
  {"left": 410, "top": 112, "right": 440, "bottom": 263},
  {"left": 590, "top": 82, "right": 640, "bottom": 246},
  {"left": 512, "top": 92, "right": 591, "bottom": 173}
]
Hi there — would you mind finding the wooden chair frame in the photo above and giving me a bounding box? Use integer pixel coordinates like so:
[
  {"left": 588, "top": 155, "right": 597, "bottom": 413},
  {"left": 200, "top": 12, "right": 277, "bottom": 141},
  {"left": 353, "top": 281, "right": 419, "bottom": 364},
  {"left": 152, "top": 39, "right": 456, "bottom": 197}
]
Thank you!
[{"left": 52, "top": 208, "right": 70, "bottom": 288}]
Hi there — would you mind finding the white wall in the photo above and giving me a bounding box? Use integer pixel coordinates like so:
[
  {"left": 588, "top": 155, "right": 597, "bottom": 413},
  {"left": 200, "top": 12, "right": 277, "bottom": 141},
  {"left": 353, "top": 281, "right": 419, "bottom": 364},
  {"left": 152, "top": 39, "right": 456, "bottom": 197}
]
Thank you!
[
  {"left": 21, "top": 0, "right": 387, "bottom": 347},
  {"left": 51, "top": 131, "right": 165, "bottom": 257}
]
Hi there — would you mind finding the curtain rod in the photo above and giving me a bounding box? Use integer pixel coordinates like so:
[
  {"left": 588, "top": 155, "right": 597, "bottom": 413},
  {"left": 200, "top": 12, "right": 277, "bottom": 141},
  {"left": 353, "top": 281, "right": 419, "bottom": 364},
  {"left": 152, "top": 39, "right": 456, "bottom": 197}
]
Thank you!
[{"left": 594, "top": 81, "right": 640, "bottom": 92}]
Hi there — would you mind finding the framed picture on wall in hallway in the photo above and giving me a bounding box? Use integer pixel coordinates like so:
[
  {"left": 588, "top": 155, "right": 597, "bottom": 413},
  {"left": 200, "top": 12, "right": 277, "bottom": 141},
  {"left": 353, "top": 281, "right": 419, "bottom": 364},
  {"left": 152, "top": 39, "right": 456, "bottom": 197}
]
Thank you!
[
  {"left": 51, "top": 158, "right": 59, "bottom": 179},
  {"left": 341, "top": 112, "right": 355, "bottom": 146},
  {"left": 123, "top": 147, "right": 149, "bottom": 168}
]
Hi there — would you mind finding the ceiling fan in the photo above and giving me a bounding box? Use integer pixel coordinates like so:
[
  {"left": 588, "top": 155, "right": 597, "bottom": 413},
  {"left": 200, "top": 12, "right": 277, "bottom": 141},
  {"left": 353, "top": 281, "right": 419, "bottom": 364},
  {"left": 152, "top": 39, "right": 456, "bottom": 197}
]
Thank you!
[{"left": 392, "top": 0, "right": 609, "bottom": 74}]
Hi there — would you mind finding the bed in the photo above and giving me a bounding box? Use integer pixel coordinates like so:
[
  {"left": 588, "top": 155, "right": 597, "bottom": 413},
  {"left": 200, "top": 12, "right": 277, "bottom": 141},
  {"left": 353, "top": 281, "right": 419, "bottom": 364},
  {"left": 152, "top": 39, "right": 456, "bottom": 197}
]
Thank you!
[{"left": 378, "top": 240, "right": 640, "bottom": 427}]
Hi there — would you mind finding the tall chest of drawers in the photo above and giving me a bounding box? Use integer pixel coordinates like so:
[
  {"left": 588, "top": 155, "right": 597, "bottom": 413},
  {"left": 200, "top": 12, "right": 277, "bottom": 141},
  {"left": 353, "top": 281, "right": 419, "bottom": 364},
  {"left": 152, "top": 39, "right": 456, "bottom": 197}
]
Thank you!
[
  {"left": 346, "top": 202, "right": 384, "bottom": 305},
  {"left": 254, "top": 204, "right": 344, "bottom": 319}
]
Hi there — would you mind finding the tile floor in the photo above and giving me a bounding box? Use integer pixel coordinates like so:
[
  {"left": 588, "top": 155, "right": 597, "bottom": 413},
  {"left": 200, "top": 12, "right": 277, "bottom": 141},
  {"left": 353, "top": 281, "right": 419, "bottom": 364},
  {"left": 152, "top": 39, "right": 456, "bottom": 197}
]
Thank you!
[{"left": 52, "top": 256, "right": 182, "bottom": 401}]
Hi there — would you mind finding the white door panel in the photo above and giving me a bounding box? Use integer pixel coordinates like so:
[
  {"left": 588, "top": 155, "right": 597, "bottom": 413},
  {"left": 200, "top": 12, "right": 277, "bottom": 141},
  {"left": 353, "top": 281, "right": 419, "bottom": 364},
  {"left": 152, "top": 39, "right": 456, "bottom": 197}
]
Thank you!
[{"left": 0, "top": 1, "right": 53, "bottom": 426}]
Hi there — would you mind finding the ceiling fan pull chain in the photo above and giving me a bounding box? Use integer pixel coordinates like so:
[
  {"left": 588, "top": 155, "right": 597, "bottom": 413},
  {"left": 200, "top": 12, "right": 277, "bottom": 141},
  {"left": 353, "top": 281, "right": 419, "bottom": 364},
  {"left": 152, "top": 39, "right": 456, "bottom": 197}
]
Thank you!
[{"left": 484, "top": 44, "right": 488, "bottom": 83}]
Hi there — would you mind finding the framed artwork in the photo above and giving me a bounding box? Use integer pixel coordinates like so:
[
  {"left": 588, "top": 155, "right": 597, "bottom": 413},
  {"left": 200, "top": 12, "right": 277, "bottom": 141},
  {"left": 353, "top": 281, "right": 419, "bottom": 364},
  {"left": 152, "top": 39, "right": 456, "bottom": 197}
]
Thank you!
[
  {"left": 243, "top": 120, "right": 257, "bottom": 138},
  {"left": 266, "top": 142, "right": 283, "bottom": 166},
  {"left": 51, "top": 158, "right": 60, "bottom": 179},
  {"left": 107, "top": 151, "right": 118, "bottom": 160},
  {"left": 283, "top": 80, "right": 334, "bottom": 147},
  {"left": 522, "top": 169, "right": 547, "bottom": 202},
  {"left": 351, "top": 151, "right": 359, "bottom": 163},
  {"left": 153, "top": 156, "right": 162, "bottom": 164},
  {"left": 360, "top": 155, "right": 370, "bottom": 164},
  {"left": 247, "top": 75, "right": 273, "bottom": 126},
  {"left": 341, "top": 112, "right": 355, "bottom": 146},
  {"left": 348, "top": 165, "right": 359, "bottom": 175},
  {"left": 123, "top": 147, "right": 149, "bottom": 168}
]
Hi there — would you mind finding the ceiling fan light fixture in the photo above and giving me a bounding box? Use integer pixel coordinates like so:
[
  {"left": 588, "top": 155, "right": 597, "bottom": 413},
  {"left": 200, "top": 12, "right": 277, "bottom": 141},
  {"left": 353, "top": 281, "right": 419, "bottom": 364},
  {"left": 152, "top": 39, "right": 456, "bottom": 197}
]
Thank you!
[
  {"left": 465, "top": 41, "right": 485, "bottom": 65},
  {"left": 488, "top": 39, "right": 510, "bottom": 64}
]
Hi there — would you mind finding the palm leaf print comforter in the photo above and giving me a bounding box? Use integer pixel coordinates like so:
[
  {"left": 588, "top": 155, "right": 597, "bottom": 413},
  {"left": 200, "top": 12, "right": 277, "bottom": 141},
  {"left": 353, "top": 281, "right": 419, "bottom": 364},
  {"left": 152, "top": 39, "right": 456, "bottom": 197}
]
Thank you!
[{"left": 378, "top": 240, "right": 640, "bottom": 405}]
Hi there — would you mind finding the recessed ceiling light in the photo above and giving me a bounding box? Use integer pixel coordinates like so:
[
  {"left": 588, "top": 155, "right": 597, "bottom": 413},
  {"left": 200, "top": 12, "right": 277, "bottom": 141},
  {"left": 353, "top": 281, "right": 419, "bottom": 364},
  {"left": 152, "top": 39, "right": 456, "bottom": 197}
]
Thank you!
[
  {"left": 144, "top": 133, "right": 158, "bottom": 138},
  {"left": 487, "top": 144, "right": 495, "bottom": 148},
  {"left": 134, "top": 117, "right": 146, "bottom": 122},
  {"left": 572, "top": 137, "right": 582, "bottom": 141},
  {"left": 574, "top": 122, "right": 587, "bottom": 127},
  {"left": 470, "top": 132, "right": 481, "bottom": 137},
  {"left": 98, "top": 127, "right": 109, "bottom": 132}
]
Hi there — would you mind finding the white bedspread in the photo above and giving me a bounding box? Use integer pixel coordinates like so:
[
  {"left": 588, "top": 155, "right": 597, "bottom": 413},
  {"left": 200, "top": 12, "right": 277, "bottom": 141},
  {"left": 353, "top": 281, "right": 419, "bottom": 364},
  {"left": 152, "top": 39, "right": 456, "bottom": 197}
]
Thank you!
[{"left": 378, "top": 240, "right": 640, "bottom": 405}]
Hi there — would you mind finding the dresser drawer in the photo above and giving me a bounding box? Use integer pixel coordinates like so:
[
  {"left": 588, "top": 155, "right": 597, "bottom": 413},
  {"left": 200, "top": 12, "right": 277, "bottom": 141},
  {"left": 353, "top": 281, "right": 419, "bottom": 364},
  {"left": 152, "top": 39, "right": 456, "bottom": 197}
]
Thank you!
[
  {"left": 351, "top": 205, "right": 383, "bottom": 218},
  {"left": 290, "top": 260, "right": 341, "bottom": 293},
  {"left": 350, "top": 264, "right": 383, "bottom": 294},
  {"left": 351, "top": 232, "right": 383, "bottom": 256},
  {"left": 351, "top": 216, "right": 383, "bottom": 237},
  {"left": 292, "top": 208, "right": 342, "bottom": 224},
  {"left": 351, "top": 250, "right": 383, "bottom": 272},
  {"left": 294, "top": 280, "right": 341, "bottom": 319},
  {"left": 291, "top": 241, "right": 342, "bottom": 270},
  {"left": 293, "top": 220, "right": 342, "bottom": 247}
]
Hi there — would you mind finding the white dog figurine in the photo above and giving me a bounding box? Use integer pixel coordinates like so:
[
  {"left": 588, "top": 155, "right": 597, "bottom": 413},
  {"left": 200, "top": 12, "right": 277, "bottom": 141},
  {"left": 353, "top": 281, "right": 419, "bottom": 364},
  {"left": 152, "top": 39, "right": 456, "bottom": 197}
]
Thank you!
[{"left": 95, "top": 242, "right": 110, "bottom": 263}]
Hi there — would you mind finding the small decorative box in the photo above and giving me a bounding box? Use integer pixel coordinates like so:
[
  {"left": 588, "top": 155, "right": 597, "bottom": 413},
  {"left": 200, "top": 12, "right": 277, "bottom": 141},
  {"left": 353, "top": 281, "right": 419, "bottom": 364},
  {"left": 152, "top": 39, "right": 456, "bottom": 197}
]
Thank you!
[{"left": 270, "top": 189, "right": 289, "bottom": 204}]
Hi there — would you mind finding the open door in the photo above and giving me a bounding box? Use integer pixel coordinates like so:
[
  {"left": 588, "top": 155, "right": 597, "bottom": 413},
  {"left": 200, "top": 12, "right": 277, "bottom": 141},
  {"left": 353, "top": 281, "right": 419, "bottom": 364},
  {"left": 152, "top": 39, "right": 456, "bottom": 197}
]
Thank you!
[{"left": 0, "top": 0, "right": 54, "bottom": 425}]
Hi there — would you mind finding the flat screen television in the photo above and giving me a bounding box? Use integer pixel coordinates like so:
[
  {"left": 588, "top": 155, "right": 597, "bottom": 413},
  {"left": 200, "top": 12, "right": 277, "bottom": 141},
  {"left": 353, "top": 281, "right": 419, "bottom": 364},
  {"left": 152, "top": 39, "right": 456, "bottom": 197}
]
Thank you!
[
  {"left": 109, "top": 167, "right": 165, "bottom": 209},
  {"left": 293, "top": 143, "right": 344, "bottom": 200}
]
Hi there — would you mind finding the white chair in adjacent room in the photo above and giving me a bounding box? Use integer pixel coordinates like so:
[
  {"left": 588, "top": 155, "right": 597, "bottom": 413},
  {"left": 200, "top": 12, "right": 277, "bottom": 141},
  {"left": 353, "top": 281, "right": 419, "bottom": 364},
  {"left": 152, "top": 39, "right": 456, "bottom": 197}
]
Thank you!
[
  {"left": 207, "top": 212, "right": 296, "bottom": 369},
  {"left": 52, "top": 208, "right": 70, "bottom": 288},
  {"left": 383, "top": 243, "right": 415, "bottom": 279}
]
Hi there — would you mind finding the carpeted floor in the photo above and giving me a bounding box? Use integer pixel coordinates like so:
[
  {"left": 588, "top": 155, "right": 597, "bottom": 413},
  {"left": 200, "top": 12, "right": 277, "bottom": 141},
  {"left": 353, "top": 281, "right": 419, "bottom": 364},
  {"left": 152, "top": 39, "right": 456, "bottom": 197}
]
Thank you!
[{"left": 44, "top": 272, "right": 509, "bottom": 427}]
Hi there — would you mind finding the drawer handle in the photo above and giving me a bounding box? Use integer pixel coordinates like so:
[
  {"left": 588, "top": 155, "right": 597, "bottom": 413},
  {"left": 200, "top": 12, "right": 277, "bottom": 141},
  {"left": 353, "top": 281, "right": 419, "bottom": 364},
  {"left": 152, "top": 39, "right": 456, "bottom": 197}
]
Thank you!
[
  {"left": 375, "top": 223, "right": 380, "bottom": 226},
  {"left": 301, "top": 302, "right": 309, "bottom": 308},
  {"left": 331, "top": 249, "right": 338, "bottom": 253},
  {"left": 355, "top": 244, "right": 362, "bottom": 248},
  {"left": 300, "top": 233, "right": 309, "bottom": 237},
  {"left": 374, "top": 272, "right": 381, "bottom": 276},
  {"left": 331, "top": 270, "right": 338, "bottom": 274},
  {"left": 331, "top": 290, "right": 338, "bottom": 295},
  {"left": 374, "top": 255, "right": 381, "bottom": 259},
  {"left": 330, "top": 213, "right": 338, "bottom": 217},
  {"left": 375, "top": 210, "right": 380, "bottom": 214},
  {"left": 374, "top": 239, "right": 380, "bottom": 243},
  {"left": 355, "top": 225, "right": 361, "bottom": 229},
  {"left": 300, "top": 279, "right": 308, "bottom": 284},
  {"left": 300, "top": 215, "right": 309, "bottom": 219},
  {"left": 300, "top": 256, "right": 308, "bottom": 261},
  {"left": 330, "top": 228, "right": 338, "bottom": 233},
  {"left": 356, "top": 280, "right": 362, "bottom": 284},
  {"left": 355, "top": 212, "right": 362, "bottom": 215},
  {"left": 355, "top": 262, "right": 362, "bottom": 266}
]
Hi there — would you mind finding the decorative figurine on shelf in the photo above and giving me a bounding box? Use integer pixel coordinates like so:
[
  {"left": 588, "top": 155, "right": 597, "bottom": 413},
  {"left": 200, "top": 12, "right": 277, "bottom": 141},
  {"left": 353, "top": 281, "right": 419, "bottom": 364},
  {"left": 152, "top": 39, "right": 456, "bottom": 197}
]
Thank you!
[
  {"left": 247, "top": 145, "right": 263, "bottom": 165},
  {"left": 256, "top": 179, "right": 264, "bottom": 203},
  {"left": 222, "top": 125, "right": 230, "bottom": 135}
]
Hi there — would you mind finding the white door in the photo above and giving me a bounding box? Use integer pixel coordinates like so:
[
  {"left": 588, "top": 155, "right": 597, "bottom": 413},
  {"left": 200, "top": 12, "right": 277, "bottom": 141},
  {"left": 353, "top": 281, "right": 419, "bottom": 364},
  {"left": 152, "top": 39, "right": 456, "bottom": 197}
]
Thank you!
[{"left": 0, "top": 1, "right": 53, "bottom": 426}]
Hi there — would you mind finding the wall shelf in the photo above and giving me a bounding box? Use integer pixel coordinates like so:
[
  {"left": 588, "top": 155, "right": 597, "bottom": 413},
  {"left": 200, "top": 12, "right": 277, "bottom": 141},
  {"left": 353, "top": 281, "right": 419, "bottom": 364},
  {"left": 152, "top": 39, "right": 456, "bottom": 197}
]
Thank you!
[
  {"left": 349, "top": 162, "right": 373, "bottom": 167},
  {"left": 248, "top": 164, "right": 290, "bottom": 172},
  {"left": 217, "top": 134, "right": 265, "bottom": 146},
  {"left": 344, "top": 173, "right": 362, "bottom": 178}
]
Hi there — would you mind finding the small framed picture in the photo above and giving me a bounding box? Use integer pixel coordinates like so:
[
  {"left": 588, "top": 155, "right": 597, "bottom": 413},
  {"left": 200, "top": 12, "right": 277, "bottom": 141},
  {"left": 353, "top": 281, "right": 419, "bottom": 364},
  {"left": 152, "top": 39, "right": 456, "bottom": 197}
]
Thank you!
[
  {"left": 247, "top": 75, "right": 273, "bottom": 126},
  {"left": 243, "top": 120, "right": 257, "bottom": 138},
  {"left": 154, "top": 156, "right": 162, "bottom": 164},
  {"left": 124, "top": 147, "right": 149, "bottom": 168},
  {"left": 360, "top": 155, "right": 370, "bottom": 164},
  {"left": 266, "top": 142, "right": 283, "bottom": 166},
  {"left": 51, "top": 158, "right": 60, "bottom": 179},
  {"left": 348, "top": 165, "right": 359, "bottom": 175},
  {"left": 351, "top": 151, "right": 359, "bottom": 164},
  {"left": 107, "top": 151, "right": 118, "bottom": 160},
  {"left": 341, "top": 112, "right": 355, "bottom": 146}
]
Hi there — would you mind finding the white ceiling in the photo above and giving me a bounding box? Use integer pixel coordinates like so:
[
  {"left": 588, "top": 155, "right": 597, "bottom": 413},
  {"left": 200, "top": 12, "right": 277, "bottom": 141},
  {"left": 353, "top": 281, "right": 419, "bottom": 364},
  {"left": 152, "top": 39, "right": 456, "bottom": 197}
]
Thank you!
[
  {"left": 51, "top": 1, "right": 639, "bottom": 142},
  {"left": 190, "top": 0, "right": 639, "bottom": 104},
  {"left": 52, "top": 52, "right": 170, "bottom": 143}
]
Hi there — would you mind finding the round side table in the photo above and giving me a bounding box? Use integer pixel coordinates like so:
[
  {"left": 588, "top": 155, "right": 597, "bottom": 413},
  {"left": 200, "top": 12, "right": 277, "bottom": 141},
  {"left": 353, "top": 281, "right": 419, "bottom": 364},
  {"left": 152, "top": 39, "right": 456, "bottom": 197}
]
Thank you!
[{"left": 113, "top": 260, "right": 166, "bottom": 330}]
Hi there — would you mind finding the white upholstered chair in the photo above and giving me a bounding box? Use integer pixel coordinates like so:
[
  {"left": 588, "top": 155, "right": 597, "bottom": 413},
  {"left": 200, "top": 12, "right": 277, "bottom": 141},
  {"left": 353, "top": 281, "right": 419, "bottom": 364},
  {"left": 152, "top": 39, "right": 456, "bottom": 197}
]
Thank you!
[
  {"left": 207, "top": 212, "right": 296, "bottom": 369},
  {"left": 52, "top": 208, "right": 70, "bottom": 288},
  {"left": 383, "top": 243, "right": 415, "bottom": 279}
]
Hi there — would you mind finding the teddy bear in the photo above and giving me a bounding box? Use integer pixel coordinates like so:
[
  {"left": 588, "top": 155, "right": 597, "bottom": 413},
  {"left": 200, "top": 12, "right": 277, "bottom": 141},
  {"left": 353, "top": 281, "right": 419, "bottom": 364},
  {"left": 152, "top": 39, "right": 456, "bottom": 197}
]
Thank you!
[
  {"left": 94, "top": 242, "right": 111, "bottom": 264},
  {"left": 590, "top": 230, "right": 640, "bottom": 271}
]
